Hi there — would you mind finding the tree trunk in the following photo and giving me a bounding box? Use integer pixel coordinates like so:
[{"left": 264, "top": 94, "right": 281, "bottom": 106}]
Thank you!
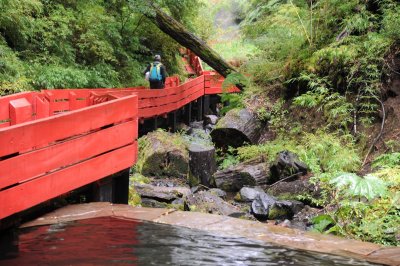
[
  {"left": 211, "top": 108, "right": 263, "bottom": 149},
  {"left": 214, "top": 162, "right": 271, "bottom": 192},
  {"left": 145, "top": 3, "right": 242, "bottom": 88},
  {"left": 188, "top": 143, "right": 216, "bottom": 187}
]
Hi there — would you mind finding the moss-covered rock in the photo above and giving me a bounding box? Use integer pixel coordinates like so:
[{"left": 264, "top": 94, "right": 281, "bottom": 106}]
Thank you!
[
  {"left": 268, "top": 204, "right": 292, "bottom": 220},
  {"left": 136, "top": 130, "right": 189, "bottom": 178}
]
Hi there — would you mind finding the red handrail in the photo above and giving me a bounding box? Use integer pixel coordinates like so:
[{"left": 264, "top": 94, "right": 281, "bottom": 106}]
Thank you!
[{"left": 0, "top": 49, "right": 239, "bottom": 220}]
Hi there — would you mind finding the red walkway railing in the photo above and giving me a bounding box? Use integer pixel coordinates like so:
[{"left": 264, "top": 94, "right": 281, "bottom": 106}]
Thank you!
[{"left": 0, "top": 51, "right": 239, "bottom": 220}]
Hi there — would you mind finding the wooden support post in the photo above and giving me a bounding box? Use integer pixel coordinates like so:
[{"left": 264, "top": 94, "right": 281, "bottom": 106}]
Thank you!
[
  {"left": 9, "top": 98, "right": 32, "bottom": 125},
  {"left": 196, "top": 97, "right": 203, "bottom": 121},
  {"left": 168, "top": 111, "right": 177, "bottom": 132},
  {"left": 93, "top": 176, "right": 114, "bottom": 202},
  {"left": 184, "top": 103, "right": 192, "bottom": 124},
  {"left": 203, "top": 95, "right": 211, "bottom": 115},
  {"left": 92, "top": 168, "right": 130, "bottom": 204},
  {"left": 154, "top": 116, "right": 158, "bottom": 130},
  {"left": 113, "top": 168, "right": 130, "bottom": 204},
  {"left": 0, "top": 227, "right": 18, "bottom": 259}
]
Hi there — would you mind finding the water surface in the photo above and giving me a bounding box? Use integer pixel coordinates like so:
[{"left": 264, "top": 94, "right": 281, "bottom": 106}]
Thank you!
[{"left": 0, "top": 217, "right": 382, "bottom": 265}]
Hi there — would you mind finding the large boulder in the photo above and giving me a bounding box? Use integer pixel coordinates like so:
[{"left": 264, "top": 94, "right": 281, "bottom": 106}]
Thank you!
[
  {"left": 246, "top": 190, "right": 304, "bottom": 221},
  {"left": 137, "top": 131, "right": 189, "bottom": 178},
  {"left": 184, "top": 191, "right": 243, "bottom": 216},
  {"left": 251, "top": 193, "right": 277, "bottom": 221},
  {"left": 214, "top": 162, "right": 271, "bottom": 192},
  {"left": 270, "top": 151, "right": 308, "bottom": 182},
  {"left": 268, "top": 200, "right": 304, "bottom": 220},
  {"left": 236, "top": 187, "right": 265, "bottom": 202},
  {"left": 266, "top": 179, "right": 320, "bottom": 202}
]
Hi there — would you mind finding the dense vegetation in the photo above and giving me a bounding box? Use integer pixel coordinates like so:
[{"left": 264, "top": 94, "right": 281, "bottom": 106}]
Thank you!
[
  {"left": 1, "top": 0, "right": 399, "bottom": 246},
  {"left": 0, "top": 0, "right": 204, "bottom": 94},
  {"left": 216, "top": 0, "right": 400, "bottom": 246}
]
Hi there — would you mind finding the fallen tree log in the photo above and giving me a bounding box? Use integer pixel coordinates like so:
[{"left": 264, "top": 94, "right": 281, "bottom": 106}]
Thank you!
[
  {"left": 214, "top": 162, "right": 271, "bottom": 192},
  {"left": 211, "top": 108, "right": 263, "bottom": 149},
  {"left": 144, "top": 2, "right": 243, "bottom": 89}
]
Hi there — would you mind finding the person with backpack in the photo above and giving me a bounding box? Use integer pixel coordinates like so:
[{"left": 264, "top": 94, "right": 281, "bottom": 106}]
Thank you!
[{"left": 143, "top": 55, "right": 167, "bottom": 89}]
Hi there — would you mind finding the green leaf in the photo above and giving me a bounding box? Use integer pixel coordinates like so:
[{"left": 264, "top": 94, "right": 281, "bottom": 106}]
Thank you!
[
  {"left": 331, "top": 173, "right": 388, "bottom": 200},
  {"left": 311, "top": 214, "right": 335, "bottom": 233}
]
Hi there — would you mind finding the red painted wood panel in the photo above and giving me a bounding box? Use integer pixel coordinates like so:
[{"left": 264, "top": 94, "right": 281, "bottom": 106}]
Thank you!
[
  {"left": 0, "top": 120, "right": 137, "bottom": 190},
  {"left": 138, "top": 78, "right": 205, "bottom": 109},
  {"left": 139, "top": 82, "right": 204, "bottom": 117},
  {"left": 0, "top": 92, "right": 35, "bottom": 121},
  {"left": 9, "top": 98, "right": 33, "bottom": 125},
  {"left": 35, "top": 96, "right": 50, "bottom": 119},
  {"left": 0, "top": 143, "right": 137, "bottom": 220},
  {"left": 0, "top": 95, "right": 138, "bottom": 158},
  {"left": 139, "top": 85, "right": 204, "bottom": 118}
]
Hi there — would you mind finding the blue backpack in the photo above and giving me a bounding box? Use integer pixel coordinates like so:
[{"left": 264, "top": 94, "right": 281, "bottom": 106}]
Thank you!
[{"left": 149, "top": 62, "right": 162, "bottom": 82}]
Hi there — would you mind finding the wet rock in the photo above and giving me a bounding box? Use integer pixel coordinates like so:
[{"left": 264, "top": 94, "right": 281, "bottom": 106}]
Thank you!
[
  {"left": 251, "top": 193, "right": 277, "bottom": 221},
  {"left": 184, "top": 191, "right": 243, "bottom": 216},
  {"left": 292, "top": 205, "right": 322, "bottom": 229},
  {"left": 204, "top": 124, "right": 215, "bottom": 134},
  {"left": 279, "top": 200, "right": 304, "bottom": 215},
  {"left": 150, "top": 177, "right": 187, "bottom": 188},
  {"left": 268, "top": 202, "right": 294, "bottom": 220},
  {"left": 190, "top": 185, "right": 207, "bottom": 194},
  {"left": 214, "top": 162, "right": 271, "bottom": 192},
  {"left": 270, "top": 151, "right": 308, "bottom": 182},
  {"left": 250, "top": 192, "right": 304, "bottom": 221},
  {"left": 141, "top": 198, "right": 169, "bottom": 208},
  {"left": 208, "top": 188, "right": 227, "bottom": 199},
  {"left": 171, "top": 198, "right": 184, "bottom": 205},
  {"left": 189, "top": 121, "right": 204, "bottom": 130},
  {"left": 204, "top": 115, "right": 219, "bottom": 125},
  {"left": 134, "top": 183, "right": 191, "bottom": 202},
  {"left": 138, "top": 131, "right": 189, "bottom": 178},
  {"left": 267, "top": 179, "right": 319, "bottom": 202},
  {"left": 236, "top": 187, "right": 265, "bottom": 202}
]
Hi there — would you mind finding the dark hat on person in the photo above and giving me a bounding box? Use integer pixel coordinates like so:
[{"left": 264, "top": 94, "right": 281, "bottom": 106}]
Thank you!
[{"left": 154, "top": 54, "right": 161, "bottom": 61}]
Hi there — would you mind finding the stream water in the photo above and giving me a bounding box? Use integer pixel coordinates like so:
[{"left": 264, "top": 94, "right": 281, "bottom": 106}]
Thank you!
[{"left": 0, "top": 217, "right": 382, "bottom": 266}]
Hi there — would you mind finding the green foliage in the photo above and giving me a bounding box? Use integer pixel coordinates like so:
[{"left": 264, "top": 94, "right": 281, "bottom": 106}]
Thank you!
[
  {"left": 322, "top": 169, "right": 399, "bottom": 245},
  {"left": 382, "top": 6, "right": 400, "bottom": 40},
  {"left": 217, "top": 147, "right": 240, "bottom": 170},
  {"left": 328, "top": 195, "right": 400, "bottom": 246},
  {"left": 220, "top": 94, "right": 245, "bottom": 115},
  {"left": 331, "top": 173, "right": 388, "bottom": 200},
  {"left": 237, "top": 131, "right": 360, "bottom": 181},
  {"left": 311, "top": 214, "right": 337, "bottom": 233},
  {"left": 242, "top": 1, "right": 309, "bottom": 84},
  {"left": 130, "top": 173, "right": 151, "bottom": 185},
  {"left": 237, "top": 0, "right": 400, "bottom": 246},
  {"left": 0, "top": 42, "right": 31, "bottom": 95},
  {"left": 372, "top": 153, "right": 400, "bottom": 169},
  {"left": 292, "top": 73, "right": 354, "bottom": 130},
  {"left": 0, "top": 0, "right": 204, "bottom": 94}
]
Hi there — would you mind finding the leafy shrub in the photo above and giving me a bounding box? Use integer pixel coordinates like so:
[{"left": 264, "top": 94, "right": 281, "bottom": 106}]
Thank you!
[{"left": 372, "top": 153, "right": 400, "bottom": 169}]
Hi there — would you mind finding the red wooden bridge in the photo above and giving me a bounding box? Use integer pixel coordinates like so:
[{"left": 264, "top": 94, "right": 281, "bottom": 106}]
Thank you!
[{"left": 0, "top": 51, "right": 238, "bottom": 223}]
